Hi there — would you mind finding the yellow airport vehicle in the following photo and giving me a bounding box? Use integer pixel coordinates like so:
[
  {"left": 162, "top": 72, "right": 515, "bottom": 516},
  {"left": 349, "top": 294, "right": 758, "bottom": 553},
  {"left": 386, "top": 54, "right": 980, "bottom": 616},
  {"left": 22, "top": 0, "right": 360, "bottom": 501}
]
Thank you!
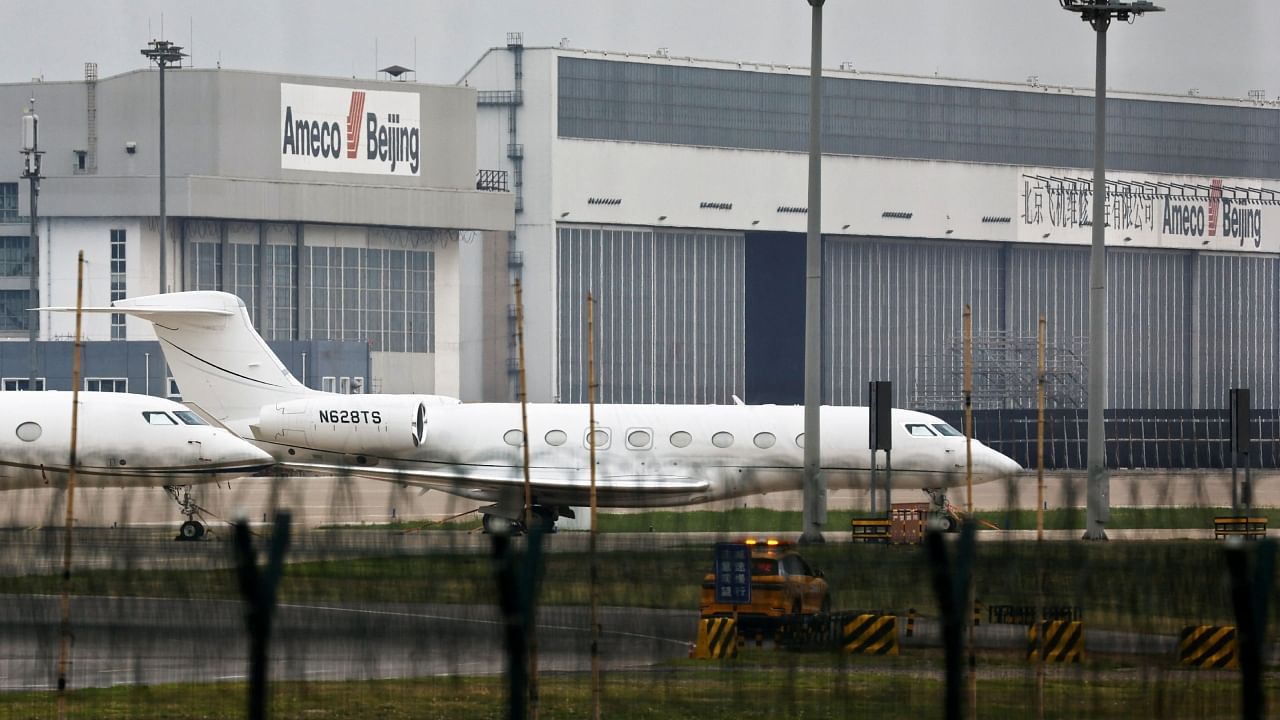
[{"left": 699, "top": 539, "right": 831, "bottom": 623}]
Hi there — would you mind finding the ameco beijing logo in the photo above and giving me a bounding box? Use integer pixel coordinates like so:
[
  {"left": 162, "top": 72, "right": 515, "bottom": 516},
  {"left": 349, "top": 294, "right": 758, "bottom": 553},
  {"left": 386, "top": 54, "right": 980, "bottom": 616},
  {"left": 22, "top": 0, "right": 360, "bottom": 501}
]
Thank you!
[{"left": 280, "top": 83, "right": 421, "bottom": 176}]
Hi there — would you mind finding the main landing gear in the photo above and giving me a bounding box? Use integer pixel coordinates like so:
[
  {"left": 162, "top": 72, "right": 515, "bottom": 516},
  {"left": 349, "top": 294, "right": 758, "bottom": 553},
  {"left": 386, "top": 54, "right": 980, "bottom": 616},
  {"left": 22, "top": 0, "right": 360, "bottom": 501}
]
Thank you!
[
  {"left": 164, "top": 485, "right": 207, "bottom": 541},
  {"left": 481, "top": 505, "right": 562, "bottom": 535}
]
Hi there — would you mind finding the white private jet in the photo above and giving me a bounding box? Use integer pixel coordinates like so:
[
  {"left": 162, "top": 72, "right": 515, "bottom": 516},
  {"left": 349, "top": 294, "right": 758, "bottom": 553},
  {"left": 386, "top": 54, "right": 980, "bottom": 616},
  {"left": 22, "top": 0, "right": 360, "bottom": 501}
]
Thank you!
[
  {"left": 53, "top": 291, "right": 1021, "bottom": 532},
  {"left": 0, "top": 391, "right": 275, "bottom": 537}
]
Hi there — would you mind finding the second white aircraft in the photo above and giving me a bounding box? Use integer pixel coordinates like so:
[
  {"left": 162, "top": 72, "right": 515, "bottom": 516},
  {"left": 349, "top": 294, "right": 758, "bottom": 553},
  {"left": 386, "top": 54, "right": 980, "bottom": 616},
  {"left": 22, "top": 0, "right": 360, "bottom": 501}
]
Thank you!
[{"left": 65, "top": 291, "right": 1021, "bottom": 532}]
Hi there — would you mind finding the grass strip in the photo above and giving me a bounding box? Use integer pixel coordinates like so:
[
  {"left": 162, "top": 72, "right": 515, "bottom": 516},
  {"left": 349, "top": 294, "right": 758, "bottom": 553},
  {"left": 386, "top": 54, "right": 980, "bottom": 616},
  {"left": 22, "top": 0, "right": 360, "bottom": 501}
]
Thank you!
[{"left": 0, "top": 663, "right": 1269, "bottom": 720}]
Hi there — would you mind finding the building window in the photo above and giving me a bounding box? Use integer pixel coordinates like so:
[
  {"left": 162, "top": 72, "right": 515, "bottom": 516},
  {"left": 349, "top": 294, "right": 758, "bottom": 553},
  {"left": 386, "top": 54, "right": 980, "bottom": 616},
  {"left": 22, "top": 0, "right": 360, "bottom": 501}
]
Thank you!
[
  {"left": 321, "top": 376, "right": 336, "bottom": 393},
  {"left": 0, "top": 290, "right": 29, "bottom": 332},
  {"left": 189, "top": 240, "right": 221, "bottom": 291},
  {"left": 305, "top": 245, "right": 434, "bottom": 353},
  {"left": 0, "top": 183, "right": 18, "bottom": 222},
  {"left": 167, "top": 377, "right": 182, "bottom": 401},
  {"left": 86, "top": 377, "right": 128, "bottom": 393},
  {"left": 264, "top": 244, "right": 296, "bottom": 341},
  {"left": 2, "top": 377, "right": 45, "bottom": 391},
  {"left": 230, "top": 243, "right": 259, "bottom": 322},
  {"left": 0, "top": 236, "right": 30, "bottom": 277},
  {"left": 110, "top": 229, "right": 126, "bottom": 340}
]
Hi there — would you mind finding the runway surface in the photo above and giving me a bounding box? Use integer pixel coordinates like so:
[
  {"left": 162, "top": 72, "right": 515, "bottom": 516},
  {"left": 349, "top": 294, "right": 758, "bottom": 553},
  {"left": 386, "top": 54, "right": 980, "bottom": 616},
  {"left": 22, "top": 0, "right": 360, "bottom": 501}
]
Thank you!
[
  {"left": 1, "top": 470, "right": 1274, "bottom": 532},
  {"left": 0, "top": 595, "right": 693, "bottom": 692}
]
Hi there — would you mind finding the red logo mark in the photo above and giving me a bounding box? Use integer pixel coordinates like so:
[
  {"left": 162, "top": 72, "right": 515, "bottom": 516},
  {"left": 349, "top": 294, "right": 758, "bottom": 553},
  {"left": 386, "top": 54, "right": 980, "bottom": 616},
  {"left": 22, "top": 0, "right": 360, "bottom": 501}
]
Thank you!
[
  {"left": 1207, "top": 178, "right": 1223, "bottom": 236},
  {"left": 346, "top": 91, "right": 366, "bottom": 159}
]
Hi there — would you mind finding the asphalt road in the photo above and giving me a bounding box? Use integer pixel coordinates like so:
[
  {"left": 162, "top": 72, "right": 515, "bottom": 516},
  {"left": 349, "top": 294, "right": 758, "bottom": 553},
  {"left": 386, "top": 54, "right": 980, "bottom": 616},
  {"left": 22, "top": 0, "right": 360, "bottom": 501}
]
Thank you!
[{"left": 0, "top": 595, "right": 693, "bottom": 692}]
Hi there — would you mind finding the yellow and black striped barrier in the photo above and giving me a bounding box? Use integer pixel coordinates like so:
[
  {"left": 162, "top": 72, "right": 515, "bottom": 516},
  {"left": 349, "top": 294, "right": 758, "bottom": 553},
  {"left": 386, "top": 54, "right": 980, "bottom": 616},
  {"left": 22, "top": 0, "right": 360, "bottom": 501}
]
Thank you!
[
  {"left": 1027, "top": 620, "right": 1084, "bottom": 663},
  {"left": 693, "top": 617, "right": 738, "bottom": 659},
  {"left": 842, "top": 614, "right": 899, "bottom": 655},
  {"left": 1179, "top": 626, "right": 1239, "bottom": 669}
]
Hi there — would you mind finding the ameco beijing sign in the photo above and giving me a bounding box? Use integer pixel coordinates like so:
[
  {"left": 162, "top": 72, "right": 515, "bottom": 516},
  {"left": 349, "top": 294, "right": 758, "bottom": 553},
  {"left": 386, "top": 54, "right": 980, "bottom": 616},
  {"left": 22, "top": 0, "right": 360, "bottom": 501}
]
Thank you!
[
  {"left": 1019, "top": 168, "right": 1276, "bottom": 252},
  {"left": 280, "top": 83, "right": 421, "bottom": 176}
]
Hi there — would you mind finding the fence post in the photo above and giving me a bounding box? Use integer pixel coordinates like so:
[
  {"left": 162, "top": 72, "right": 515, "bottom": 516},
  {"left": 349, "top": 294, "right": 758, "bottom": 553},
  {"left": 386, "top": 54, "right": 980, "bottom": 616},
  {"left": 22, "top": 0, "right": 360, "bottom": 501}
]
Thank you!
[
  {"left": 1224, "top": 537, "right": 1275, "bottom": 720},
  {"left": 233, "top": 512, "right": 292, "bottom": 720},
  {"left": 493, "top": 530, "right": 546, "bottom": 720},
  {"left": 926, "top": 521, "right": 977, "bottom": 720}
]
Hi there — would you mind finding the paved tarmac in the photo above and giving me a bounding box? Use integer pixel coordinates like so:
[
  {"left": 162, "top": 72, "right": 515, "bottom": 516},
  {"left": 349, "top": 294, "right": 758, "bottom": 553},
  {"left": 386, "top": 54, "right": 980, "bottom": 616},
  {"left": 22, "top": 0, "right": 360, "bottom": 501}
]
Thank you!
[
  {"left": 0, "top": 595, "right": 692, "bottom": 692},
  {"left": 2, "top": 470, "right": 1274, "bottom": 533}
]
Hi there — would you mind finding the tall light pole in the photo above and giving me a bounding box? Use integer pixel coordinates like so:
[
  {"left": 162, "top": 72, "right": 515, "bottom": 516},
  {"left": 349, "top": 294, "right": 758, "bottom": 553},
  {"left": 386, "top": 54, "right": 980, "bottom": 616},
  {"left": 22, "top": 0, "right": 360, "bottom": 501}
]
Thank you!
[
  {"left": 20, "top": 99, "right": 42, "bottom": 388},
  {"left": 1059, "top": 1, "right": 1162, "bottom": 540},
  {"left": 800, "top": 0, "right": 826, "bottom": 544},
  {"left": 140, "top": 40, "right": 186, "bottom": 295}
]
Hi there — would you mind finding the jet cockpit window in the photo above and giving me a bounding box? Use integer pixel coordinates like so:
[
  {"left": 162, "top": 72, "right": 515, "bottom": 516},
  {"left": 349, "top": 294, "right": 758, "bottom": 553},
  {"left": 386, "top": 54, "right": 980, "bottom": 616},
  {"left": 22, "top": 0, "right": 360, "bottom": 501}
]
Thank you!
[
  {"left": 173, "top": 411, "right": 209, "bottom": 426},
  {"left": 905, "top": 423, "right": 937, "bottom": 437},
  {"left": 143, "top": 411, "right": 179, "bottom": 426},
  {"left": 932, "top": 423, "right": 963, "bottom": 437}
]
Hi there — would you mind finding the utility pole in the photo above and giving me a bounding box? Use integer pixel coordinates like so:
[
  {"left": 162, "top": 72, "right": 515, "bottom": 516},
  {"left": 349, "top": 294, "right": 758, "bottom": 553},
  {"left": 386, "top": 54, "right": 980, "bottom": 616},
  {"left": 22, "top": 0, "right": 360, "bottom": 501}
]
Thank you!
[
  {"left": 20, "top": 99, "right": 42, "bottom": 387},
  {"left": 800, "top": 0, "right": 826, "bottom": 544},
  {"left": 1058, "top": 0, "right": 1163, "bottom": 540},
  {"left": 140, "top": 39, "right": 186, "bottom": 294}
]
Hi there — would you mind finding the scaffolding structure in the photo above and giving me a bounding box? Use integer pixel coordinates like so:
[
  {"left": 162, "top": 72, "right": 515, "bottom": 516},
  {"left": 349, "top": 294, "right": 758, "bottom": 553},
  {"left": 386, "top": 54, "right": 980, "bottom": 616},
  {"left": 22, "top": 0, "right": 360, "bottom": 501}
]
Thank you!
[{"left": 912, "top": 330, "right": 1087, "bottom": 410}]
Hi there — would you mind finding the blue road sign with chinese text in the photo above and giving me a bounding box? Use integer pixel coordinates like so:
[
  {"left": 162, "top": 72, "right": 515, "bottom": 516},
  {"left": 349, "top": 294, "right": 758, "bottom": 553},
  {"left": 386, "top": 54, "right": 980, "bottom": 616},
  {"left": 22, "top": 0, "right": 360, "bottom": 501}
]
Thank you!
[{"left": 714, "top": 543, "right": 752, "bottom": 605}]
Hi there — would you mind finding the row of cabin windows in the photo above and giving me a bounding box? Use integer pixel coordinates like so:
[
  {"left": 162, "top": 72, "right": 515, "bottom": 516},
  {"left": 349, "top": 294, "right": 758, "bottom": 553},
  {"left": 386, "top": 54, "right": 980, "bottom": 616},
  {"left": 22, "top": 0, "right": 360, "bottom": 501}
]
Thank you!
[
  {"left": 502, "top": 428, "right": 796, "bottom": 451},
  {"left": 503, "top": 422, "right": 966, "bottom": 450}
]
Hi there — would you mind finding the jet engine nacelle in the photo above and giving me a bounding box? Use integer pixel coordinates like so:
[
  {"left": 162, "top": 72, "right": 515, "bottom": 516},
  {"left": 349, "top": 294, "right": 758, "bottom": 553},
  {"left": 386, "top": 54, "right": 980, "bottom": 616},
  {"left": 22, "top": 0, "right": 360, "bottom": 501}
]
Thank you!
[{"left": 251, "top": 395, "right": 432, "bottom": 457}]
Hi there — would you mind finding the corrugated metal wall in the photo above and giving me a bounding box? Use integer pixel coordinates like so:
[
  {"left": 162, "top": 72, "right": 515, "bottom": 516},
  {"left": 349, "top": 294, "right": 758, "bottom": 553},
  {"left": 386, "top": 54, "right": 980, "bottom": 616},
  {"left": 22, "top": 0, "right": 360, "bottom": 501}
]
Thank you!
[
  {"left": 556, "top": 226, "right": 745, "bottom": 404},
  {"left": 1007, "top": 246, "right": 1193, "bottom": 409},
  {"left": 1107, "top": 249, "right": 1190, "bottom": 409},
  {"left": 557, "top": 226, "right": 1280, "bottom": 411},
  {"left": 824, "top": 237, "right": 1005, "bottom": 407},
  {"left": 1196, "top": 253, "right": 1280, "bottom": 408}
]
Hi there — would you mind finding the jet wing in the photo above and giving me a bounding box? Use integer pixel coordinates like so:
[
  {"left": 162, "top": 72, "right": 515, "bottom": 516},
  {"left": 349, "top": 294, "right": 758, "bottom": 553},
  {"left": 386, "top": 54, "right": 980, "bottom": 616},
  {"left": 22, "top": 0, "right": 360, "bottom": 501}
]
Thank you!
[{"left": 279, "top": 461, "right": 711, "bottom": 505}]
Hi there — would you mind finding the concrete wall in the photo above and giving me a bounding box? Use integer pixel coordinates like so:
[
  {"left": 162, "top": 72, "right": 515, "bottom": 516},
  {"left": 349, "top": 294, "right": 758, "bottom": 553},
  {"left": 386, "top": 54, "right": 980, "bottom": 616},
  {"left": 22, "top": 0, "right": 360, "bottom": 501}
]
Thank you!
[{"left": 2, "top": 70, "right": 514, "bottom": 231}]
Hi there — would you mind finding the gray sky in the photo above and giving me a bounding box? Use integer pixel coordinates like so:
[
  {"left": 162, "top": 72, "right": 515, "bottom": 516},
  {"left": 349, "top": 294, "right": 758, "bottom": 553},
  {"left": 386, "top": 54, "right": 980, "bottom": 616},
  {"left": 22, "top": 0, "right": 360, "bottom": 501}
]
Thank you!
[{"left": 3, "top": 1, "right": 1277, "bottom": 100}]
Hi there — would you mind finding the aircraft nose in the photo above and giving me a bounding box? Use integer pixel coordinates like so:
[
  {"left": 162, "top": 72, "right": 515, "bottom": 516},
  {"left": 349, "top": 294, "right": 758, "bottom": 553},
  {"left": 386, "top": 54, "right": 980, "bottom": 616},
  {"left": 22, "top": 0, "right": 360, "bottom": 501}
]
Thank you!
[
  {"left": 989, "top": 449, "right": 1022, "bottom": 478},
  {"left": 215, "top": 431, "right": 274, "bottom": 467}
]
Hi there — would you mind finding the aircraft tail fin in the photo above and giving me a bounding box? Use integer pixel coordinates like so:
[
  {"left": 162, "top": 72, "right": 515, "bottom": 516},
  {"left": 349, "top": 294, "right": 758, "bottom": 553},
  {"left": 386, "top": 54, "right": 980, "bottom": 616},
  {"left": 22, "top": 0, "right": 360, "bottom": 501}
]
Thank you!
[{"left": 110, "top": 291, "right": 318, "bottom": 426}]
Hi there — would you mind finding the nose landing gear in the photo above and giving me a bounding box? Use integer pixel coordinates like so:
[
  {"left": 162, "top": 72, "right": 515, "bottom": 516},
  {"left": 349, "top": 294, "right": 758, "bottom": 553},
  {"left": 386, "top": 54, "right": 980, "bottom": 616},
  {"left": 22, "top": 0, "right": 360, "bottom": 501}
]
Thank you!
[{"left": 165, "top": 485, "right": 207, "bottom": 541}]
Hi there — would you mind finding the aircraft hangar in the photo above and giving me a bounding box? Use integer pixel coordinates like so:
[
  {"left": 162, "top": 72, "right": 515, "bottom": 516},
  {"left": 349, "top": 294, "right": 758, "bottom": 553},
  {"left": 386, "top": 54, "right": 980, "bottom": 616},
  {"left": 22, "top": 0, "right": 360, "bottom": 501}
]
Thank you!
[
  {"left": 464, "top": 39, "right": 1280, "bottom": 465},
  {"left": 0, "top": 65, "right": 514, "bottom": 399},
  {"left": 2, "top": 40, "right": 1279, "bottom": 465}
]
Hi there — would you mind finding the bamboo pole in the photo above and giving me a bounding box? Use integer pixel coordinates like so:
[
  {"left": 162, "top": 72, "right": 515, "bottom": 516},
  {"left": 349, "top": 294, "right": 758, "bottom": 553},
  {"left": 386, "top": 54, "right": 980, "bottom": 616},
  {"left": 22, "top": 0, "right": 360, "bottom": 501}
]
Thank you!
[
  {"left": 56, "top": 251, "right": 85, "bottom": 720},
  {"left": 513, "top": 277, "right": 537, "bottom": 720},
  {"left": 1036, "top": 314, "right": 1047, "bottom": 718},
  {"left": 962, "top": 304, "right": 976, "bottom": 720},
  {"left": 963, "top": 304, "right": 973, "bottom": 514},
  {"left": 587, "top": 292, "right": 601, "bottom": 720}
]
